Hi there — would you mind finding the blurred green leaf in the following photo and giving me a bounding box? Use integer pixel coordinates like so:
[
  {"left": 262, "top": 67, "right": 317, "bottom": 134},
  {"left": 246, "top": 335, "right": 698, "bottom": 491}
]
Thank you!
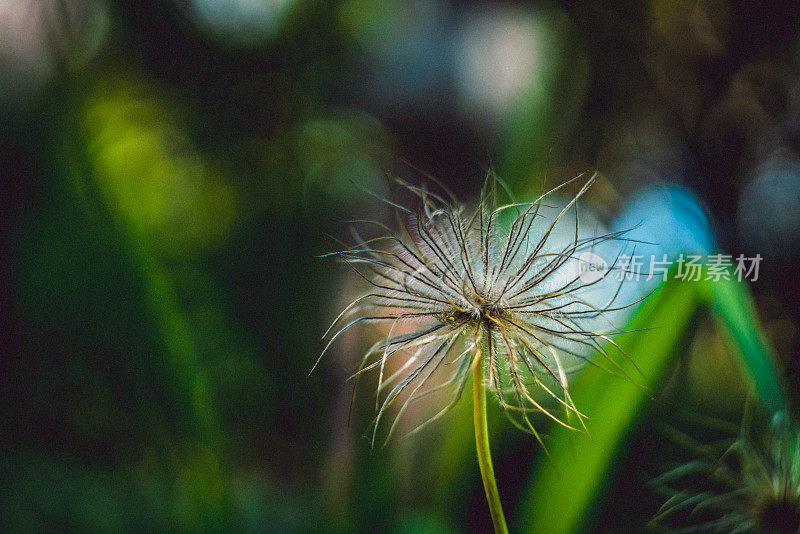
[
  {"left": 499, "top": 8, "right": 589, "bottom": 193},
  {"left": 515, "top": 279, "right": 700, "bottom": 534},
  {"left": 705, "top": 275, "right": 786, "bottom": 415},
  {"left": 390, "top": 510, "right": 460, "bottom": 534}
]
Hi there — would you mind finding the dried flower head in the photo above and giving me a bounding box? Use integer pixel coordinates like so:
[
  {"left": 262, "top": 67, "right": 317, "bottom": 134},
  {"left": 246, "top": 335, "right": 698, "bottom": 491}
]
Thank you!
[
  {"left": 652, "top": 413, "right": 800, "bottom": 533},
  {"left": 317, "top": 171, "right": 642, "bottom": 446}
]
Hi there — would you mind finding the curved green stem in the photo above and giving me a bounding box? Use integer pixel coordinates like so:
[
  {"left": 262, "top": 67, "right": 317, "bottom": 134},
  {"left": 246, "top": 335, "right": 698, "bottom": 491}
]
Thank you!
[{"left": 473, "top": 353, "right": 509, "bottom": 534}]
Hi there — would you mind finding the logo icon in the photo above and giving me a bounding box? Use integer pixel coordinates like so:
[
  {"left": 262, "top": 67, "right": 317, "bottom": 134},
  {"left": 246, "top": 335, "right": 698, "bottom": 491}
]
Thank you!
[{"left": 577, "top": 251, "right": 609, "bottom": 283}]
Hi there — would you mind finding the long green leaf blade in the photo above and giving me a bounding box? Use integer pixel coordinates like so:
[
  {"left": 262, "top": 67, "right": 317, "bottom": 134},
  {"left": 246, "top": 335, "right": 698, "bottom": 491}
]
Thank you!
[
  {"left": 515, "top": 280, "right": 700, "bottom": 534},
  {"left": 706, "top": 275, "right": 786, "bottom": 415}
]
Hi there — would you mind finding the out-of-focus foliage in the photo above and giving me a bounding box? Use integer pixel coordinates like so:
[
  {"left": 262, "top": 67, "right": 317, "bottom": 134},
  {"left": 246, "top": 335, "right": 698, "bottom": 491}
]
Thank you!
[
  {"left": 517, "top": 270, "right": 788, "bottom": 533},
  {"left": 517, "top": 277, "right": 702, "bottom": 534},
  {"left": 1, "top": 0, "right": 799, "bottom": 533},
  {"left": 82, "top": 77, "right": 236, "bottom": 256}
]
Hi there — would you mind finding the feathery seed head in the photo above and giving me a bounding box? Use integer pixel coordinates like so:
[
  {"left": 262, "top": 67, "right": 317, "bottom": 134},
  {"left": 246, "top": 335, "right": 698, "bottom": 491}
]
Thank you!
[
  {"left": 318, "top": 171, "right": 642, "bottom": 444},
  {"left": 653, "top": 413, "right": 800, "bottom": 533}
]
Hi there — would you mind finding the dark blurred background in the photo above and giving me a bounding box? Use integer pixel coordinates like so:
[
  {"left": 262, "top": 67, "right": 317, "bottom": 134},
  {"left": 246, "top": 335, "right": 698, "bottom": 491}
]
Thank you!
[{"left": 1, "top": 1, "right": 800, "bottom": 532}]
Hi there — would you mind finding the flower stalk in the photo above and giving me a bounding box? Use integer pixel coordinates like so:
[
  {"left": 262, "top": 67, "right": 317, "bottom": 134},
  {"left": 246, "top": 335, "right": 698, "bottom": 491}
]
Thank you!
[{"left": 473, "top": 338, "right": 509, "bottom": 534}]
